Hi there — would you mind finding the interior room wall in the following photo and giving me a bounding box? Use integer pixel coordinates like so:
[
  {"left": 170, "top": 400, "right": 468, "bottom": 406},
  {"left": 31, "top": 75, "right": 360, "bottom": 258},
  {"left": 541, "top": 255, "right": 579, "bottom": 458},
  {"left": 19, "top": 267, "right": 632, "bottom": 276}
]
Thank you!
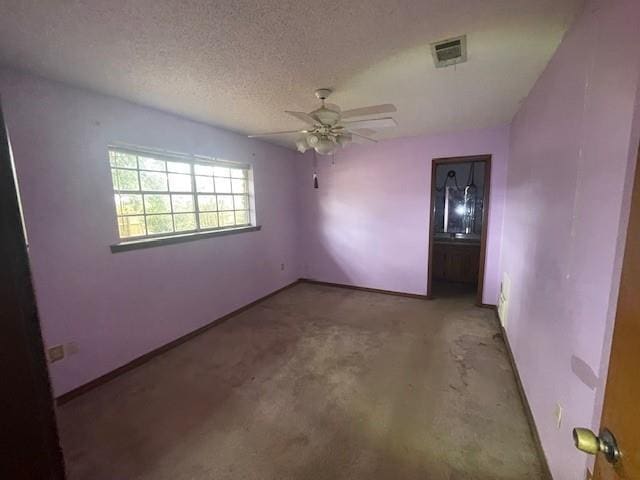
[
  {"left": 500, "top": 0, "right": 640, "bottom": 478},
  {"left": 0, "top": 68, "right": 301, "bottom": 397},
  {"left": 295, "top": 125, "right": 509, "bottom": 304}
]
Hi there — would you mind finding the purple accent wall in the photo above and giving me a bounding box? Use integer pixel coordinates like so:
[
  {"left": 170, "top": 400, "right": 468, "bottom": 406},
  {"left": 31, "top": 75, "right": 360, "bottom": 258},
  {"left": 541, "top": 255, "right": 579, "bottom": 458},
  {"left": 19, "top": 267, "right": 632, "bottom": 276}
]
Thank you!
[
  {"left": 296, "top": 126, "right": 509, "bottom": 304},
  {"left": 0, "top": 69, "right": 301, "bottom": 396},
  {"left": 502, "top": 0, "right": 640, "bottom": 478}
]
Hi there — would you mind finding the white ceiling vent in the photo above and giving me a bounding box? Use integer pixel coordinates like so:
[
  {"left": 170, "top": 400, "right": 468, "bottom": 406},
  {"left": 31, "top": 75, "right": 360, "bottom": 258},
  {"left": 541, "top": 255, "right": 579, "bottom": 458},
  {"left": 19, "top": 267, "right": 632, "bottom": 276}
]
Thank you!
[{"left": 431, "top": 35, "right": 467, "bottom": 68}]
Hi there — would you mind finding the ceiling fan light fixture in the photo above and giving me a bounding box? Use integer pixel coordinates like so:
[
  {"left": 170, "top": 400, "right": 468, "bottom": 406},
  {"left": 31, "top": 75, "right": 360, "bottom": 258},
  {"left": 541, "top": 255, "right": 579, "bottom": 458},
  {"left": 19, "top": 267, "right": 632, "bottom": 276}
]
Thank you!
[
  {"left": 314, "top": 135, "right": 337, "bottom": 155},
  {"left": 307, "top": 133, "right": 320, "bottom": 146},
  {"left": 295, "top": 138, "right": 308, "bottom": 153}
]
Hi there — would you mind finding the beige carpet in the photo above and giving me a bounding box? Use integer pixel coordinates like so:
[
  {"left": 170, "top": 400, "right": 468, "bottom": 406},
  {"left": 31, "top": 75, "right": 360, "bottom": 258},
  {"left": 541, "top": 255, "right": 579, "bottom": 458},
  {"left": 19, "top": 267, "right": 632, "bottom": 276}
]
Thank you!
[{"left": 57, "top": 282, "right": 545, "bottom": 479}]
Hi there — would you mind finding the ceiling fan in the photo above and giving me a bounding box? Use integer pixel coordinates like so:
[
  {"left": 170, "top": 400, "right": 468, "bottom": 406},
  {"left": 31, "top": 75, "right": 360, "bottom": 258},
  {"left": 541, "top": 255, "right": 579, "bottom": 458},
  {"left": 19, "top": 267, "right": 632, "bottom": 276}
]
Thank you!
[{"left": 248, "top": 89, "right": 397, "bottom": 155}]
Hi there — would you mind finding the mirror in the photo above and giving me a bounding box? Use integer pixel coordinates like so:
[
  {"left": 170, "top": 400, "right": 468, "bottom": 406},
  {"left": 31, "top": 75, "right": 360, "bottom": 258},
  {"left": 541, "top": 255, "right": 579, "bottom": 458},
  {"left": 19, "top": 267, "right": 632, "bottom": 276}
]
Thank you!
[{"left": 434, "top": 162, "right": 484, "bottom": 239}]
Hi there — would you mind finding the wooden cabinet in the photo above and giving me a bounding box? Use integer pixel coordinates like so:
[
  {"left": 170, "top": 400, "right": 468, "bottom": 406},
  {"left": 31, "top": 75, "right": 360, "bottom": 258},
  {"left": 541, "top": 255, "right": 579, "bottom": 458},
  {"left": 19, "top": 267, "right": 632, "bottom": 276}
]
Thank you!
[{"left": 432, "top": 242, "right": 480, "bottom": 284}]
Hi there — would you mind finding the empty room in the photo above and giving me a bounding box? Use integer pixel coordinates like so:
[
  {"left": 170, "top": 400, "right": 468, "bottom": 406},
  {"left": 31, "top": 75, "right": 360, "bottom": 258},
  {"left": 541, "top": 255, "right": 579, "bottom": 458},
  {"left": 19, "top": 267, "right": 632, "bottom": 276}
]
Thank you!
[{"left": 2, "top": 1, "right": 640, "bottom": 479}]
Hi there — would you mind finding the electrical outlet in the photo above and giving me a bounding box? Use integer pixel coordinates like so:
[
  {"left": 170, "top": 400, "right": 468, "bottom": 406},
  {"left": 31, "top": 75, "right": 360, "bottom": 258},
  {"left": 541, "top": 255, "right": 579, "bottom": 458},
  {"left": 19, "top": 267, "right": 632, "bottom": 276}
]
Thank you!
[
  {"left": 66, "top": 342, "right": 79, "bottom": 355},
  {"left": 48, "top": 345, "right": 65, "bottom": 363},
  {"left": 497, "top": 272, "right": 511, "bottom": 327},
  {"left": 280, "top": 263, "right": 285, "bottom": 271},
  {"left": 554, "top": 403, "right": 563, "bottom": 429},
  {"left": 501, "top": 272, "right": 511, "bottom": 300},
  {"left": 497, "top": 295, "right": 508, "bottom": 327}
]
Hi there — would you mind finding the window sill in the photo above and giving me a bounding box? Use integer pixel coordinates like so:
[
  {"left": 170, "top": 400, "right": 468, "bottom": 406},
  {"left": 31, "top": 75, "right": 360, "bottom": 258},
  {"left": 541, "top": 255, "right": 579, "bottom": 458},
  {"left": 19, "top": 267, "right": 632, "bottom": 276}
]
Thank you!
[{"left": 110, "top": 225, "right": 261, "bottom": 253}]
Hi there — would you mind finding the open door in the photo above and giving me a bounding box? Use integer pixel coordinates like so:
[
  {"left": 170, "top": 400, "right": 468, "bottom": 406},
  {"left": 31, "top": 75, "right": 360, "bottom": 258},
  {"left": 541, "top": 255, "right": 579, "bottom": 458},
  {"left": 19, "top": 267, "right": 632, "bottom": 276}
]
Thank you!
[
  {"left": 0, "top": 101, "right": 66, "bottom": 478},
  {"left": 572, "top": 147, "right": 640, "bottom": 478}
]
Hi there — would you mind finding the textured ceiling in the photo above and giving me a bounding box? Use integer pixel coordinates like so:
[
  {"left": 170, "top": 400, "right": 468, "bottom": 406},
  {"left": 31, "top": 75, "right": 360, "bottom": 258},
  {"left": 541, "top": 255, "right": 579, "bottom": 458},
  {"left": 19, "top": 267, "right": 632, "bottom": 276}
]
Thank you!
[{"left": 0, "top": 0, "right": 583, "bottom": 149}]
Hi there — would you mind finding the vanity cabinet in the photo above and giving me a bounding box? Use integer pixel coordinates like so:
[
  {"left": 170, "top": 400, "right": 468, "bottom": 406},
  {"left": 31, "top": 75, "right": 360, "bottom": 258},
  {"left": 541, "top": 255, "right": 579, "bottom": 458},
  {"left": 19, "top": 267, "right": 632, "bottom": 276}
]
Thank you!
[{"left": 432, "top": 242, "right": 480, "bottom": 284}]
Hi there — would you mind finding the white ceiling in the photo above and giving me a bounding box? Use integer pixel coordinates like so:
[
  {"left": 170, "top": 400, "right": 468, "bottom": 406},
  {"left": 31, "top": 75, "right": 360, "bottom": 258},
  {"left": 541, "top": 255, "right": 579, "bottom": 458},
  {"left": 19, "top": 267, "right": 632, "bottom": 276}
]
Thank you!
[{"left": 0, "top": 0, "right": 583, "bottom": 149}]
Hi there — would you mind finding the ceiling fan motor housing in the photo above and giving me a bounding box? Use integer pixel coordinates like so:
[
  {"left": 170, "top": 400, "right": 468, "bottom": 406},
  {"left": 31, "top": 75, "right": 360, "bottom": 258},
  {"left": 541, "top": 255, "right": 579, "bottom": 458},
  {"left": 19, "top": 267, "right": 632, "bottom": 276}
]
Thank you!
[
  {"left": 315, "top": 88, "right": 332, "bottom": 101},
  {"left": 311, "top": 106, "right": 340, "bottom": 126}
]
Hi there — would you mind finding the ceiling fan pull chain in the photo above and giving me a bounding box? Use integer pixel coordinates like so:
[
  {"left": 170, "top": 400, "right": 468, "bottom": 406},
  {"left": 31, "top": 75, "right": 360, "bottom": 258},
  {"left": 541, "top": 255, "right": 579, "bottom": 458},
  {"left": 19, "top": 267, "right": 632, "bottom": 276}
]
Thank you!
[{"left": 313, "top": 151, "right": 319, "bottom": 189}]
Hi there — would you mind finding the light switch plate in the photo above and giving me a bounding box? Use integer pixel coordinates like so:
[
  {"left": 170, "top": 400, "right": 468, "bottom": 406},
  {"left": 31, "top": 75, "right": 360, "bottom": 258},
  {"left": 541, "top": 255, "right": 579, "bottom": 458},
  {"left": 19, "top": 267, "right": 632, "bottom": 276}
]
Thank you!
[{"left": 48, "top": 345, "right": 65, "bottom": 363}]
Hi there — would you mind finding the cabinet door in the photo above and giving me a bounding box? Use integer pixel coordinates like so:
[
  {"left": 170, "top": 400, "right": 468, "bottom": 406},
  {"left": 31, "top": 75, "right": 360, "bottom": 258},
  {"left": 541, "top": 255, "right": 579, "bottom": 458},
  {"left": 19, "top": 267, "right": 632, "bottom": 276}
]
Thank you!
[
  {"left": 450, "top": 247, "right": 469, "bottom": 283},
  {"left": 465, "top": 246, "right": 480, "bottom": 283},
  {"left": 440, "top": 244, "right": 481, "bottom": 283},
  {"left": 432, "top": 247, "right": 447, "bottom": 281}
]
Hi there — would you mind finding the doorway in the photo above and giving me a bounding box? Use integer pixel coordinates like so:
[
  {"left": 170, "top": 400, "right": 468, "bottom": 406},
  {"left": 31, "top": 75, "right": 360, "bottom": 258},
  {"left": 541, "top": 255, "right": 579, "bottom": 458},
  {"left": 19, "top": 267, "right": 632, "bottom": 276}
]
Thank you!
[{"left": 427, "top": 155, "right": 491, "bottom": 305}]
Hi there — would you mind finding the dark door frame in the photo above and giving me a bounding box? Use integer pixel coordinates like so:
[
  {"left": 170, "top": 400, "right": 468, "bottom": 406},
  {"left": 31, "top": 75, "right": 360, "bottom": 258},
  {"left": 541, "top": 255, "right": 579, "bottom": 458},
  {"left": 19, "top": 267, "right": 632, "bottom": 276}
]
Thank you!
[
  {"left": 426, "top": 154, "right": 492, "bottom": 306},
  {"left": 0, "top": 101, "right": 66, "bottom": 478}
]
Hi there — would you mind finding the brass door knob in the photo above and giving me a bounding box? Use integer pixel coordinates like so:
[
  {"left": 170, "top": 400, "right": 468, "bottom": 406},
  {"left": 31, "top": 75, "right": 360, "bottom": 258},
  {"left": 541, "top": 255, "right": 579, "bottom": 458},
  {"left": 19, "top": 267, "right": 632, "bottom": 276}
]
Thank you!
[{"left": 573, "top": 427, "right": 621, "bottom": 464}]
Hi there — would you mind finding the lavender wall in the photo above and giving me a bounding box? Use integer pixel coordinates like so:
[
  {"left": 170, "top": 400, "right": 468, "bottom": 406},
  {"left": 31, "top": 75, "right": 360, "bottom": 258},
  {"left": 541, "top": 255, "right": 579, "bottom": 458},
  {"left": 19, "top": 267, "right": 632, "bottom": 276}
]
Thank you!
[
  {"left": 501, "top": 1, "right": 640, "bottom": 478},
  {"left": 8, "top": 9, "right": 640, "bottom": 477},
  {"left": 0, "top": 69, "right": 300, "bottom": 396},
  {"left": 296, "top": 126, "right": 509, "bottom": 304}
]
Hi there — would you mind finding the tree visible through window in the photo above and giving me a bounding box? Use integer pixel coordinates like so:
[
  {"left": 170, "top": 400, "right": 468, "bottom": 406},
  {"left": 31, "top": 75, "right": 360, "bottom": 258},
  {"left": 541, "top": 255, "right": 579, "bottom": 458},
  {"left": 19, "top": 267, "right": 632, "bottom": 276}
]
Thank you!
[{"left": 109, "top": 148, "right": 252, "bottom": 240}]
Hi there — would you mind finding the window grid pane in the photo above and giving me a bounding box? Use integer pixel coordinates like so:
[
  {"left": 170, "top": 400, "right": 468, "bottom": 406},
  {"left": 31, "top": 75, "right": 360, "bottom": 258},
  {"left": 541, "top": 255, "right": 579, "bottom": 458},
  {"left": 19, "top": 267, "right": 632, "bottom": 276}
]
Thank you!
[{"left": 110, "top": 149, "right": 252, "bottom": 239}]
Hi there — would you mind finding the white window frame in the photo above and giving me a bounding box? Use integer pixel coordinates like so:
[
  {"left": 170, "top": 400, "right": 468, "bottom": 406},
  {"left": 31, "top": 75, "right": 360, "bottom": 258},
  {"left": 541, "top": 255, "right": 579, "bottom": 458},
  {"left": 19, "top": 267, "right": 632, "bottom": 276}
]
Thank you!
[{"left": 108, "top": 146, "right": 255, "bottom": 242}]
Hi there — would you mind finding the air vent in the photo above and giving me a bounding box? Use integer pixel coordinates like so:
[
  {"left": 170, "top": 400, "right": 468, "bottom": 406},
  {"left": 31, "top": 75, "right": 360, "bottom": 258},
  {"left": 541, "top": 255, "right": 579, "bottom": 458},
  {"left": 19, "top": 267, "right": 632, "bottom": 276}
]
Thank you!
[{"left": 431, "top": 35, "right": 467, "bottom": 68}]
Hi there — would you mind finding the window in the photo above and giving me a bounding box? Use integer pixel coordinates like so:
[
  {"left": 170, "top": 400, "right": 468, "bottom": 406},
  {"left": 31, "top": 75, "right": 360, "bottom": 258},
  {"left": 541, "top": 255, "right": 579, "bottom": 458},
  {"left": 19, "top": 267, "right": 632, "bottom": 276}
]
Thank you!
[{"left": 109, "top": 148, "right": 252, "bottom": 240}]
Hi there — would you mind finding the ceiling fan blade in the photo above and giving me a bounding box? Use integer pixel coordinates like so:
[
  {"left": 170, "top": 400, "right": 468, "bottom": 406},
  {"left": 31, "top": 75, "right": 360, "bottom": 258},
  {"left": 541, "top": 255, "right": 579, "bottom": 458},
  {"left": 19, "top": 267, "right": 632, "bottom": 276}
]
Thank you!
[
  {"left": 248, "top": 129, "right": 307, "bottom": 138},
  {"left": 284, "top": 111, "right": 319, "bottom": 126},
  {"left": 347, "top": 130, "right": 378, "bottom": 143},
  {"left": 341, "top": 104, "right": 397, "bottom": 119},
  {"left": 341, "top": 117, "right": 397, "bottom": 130},
  {"left": 352, "top": 128, "right": 377, "bottom": 136}
]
